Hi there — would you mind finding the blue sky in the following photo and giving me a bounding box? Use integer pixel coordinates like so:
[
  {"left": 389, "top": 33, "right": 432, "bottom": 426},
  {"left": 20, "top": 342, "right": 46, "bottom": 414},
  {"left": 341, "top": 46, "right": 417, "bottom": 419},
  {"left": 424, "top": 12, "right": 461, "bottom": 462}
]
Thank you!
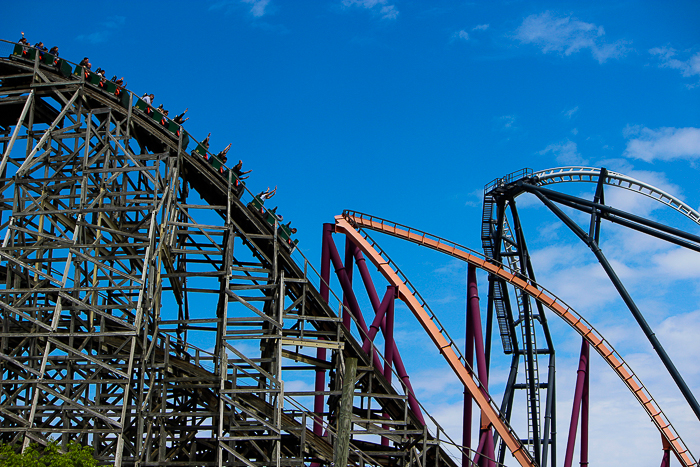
[{"left": 4, "top": 1, "right": 700, "bottom": 465}]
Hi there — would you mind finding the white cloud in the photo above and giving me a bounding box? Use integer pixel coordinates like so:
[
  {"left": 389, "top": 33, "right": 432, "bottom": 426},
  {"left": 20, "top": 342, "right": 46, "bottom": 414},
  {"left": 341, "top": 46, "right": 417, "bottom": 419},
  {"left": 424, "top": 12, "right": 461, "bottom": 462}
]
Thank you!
[
  {"left": 650, "top": 46, "right": 700, "bottom": 79},
  {"left": 464, "top": 188, "right": 484, "bottom": 208},
  {"left": 342, "top": 0, "right": 399, "bottom": 20},
  {"left": 535, "top": 220, "right": 564, "bottom": 243},
  {"left": 209, "top": 0, "right": 272, "bottom": 17},
  {"left": 623, "top": 126, "right": 700, "bottom": 162},
  {"left": 283, "top": 379, "right": 314, "bottom": 392},
  {"left": 658, "top": 310, "right": 700, "bottom": 376},
  {"left": 653, "top": 248, "right": 700, "bottom": 280},
  {"left": 453, "top": 30, "right": 469, "bottom": 41},
  {"left": 538, "top": 139, "right": 587, "bottom": 165},
  {"left": 411, "top": 367, "right": 462, "bottom": 398},
  {"left": 242, "top": 0, "right": 270, "bottom": 17},
  {"left": 379, "top": 5, "right": 398, "bottom": 20},
  {"left": 515, "top": 11, "right": 630, "bottom": 63},
  {"left": 76, "top": 16, "right": 125, "bottom": 44},
  {"left": 499, "top": 115, "right": 517, "bottom": 130},
  {"left": 432, "top": 259, "right": 466, "bottom": 280},
  {"left": 563, "top": 106, "right": 579, "bottom": 119},
  {"left": 472, "top": 24, "right": 490, "bottom": 32}
]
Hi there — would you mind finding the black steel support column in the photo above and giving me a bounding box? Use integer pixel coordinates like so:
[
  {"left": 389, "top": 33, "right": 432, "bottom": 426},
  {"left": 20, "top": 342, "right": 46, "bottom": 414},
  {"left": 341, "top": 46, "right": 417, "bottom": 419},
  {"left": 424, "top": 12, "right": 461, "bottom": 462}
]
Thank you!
[
  {"left": 496, "top": 352, "right": 519, "bottom": 465},
  {"left": 540, "top": 353, "right": 556, "bottom": 467},
  {"left": 530, "top": 187, "right": 700, "bottom": 422},
  {"left": 509, "top": 199, "right": 541, "bottom": 465}
]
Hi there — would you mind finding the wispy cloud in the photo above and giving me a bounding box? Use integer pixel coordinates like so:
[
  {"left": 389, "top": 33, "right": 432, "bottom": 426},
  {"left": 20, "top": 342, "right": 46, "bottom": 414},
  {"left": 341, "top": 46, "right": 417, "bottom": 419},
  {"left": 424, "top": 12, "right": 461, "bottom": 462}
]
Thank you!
[
  {"left": 539, "top": 139, "right": 586, "bottom": 164},
  {"left": 499, "top": 115, "right": 517, "bottom": 130},
  {"left": 76, "top": 16, "right": 125, "bottom": 44},
  {"left": 341, "top": 0, "right": 398, "bottom": 20},
  {"left": 452, "top": 30, "right": 470, "bottom": 41},
  {"left": 563, "top": 106, "right": 579, "bottom": 119},
  {"left": 242, "top": 0, "right": 270, "bottom": 17},
  {"left": 209, "top": 0, "right": 272, "bottom": 17},
  {"left": 649, "top": 46, "right": 700, "bottom": 82},
  {"left": 453, "top": 24, "right": 489, "bottom": 43},
  {"left": 515, "top": 11, "right": 630, "bottom": 64},
  {"left": 623, "top": 126, "right": 700, "bottom": 162},
  {"left": 464, "top": 188, "right": 484, "bottom": 208}
]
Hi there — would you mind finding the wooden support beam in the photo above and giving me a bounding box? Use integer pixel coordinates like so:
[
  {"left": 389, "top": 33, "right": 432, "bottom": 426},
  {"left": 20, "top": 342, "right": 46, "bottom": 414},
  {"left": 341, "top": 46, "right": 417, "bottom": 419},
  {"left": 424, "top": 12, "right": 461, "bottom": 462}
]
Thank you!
[{"left": 334, "top": 357, "right": 357, "bottom": 467}]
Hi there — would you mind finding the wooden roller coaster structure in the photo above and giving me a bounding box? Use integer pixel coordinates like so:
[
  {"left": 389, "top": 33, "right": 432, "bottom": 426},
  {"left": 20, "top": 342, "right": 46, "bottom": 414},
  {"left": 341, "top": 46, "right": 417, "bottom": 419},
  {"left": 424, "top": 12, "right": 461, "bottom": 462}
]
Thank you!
[{"left": 0, "top": 39, "right": 697, "bottom": 467}]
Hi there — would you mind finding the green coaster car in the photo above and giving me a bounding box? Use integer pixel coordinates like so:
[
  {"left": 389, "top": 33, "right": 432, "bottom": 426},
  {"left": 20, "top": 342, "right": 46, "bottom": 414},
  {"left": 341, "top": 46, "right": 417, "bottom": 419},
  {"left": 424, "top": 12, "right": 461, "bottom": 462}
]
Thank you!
[
  {"left": 249, "top": 195, "right": 264, "bottom": 213},
  {"left": 192, "top": 144, "right": 208, "bottom": 159},
  {"left": 41, "top": 52, "right": 55, "bottom": 65},
  {"left": 57, "top": 59, "right": 72, "bottom": 78}
]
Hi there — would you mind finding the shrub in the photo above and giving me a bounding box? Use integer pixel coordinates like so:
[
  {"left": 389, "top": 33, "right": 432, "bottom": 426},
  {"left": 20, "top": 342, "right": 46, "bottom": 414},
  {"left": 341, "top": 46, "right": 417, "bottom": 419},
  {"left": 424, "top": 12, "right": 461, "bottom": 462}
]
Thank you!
[{"left": 0, "top": 440, "right": 104, "bottom": 467}]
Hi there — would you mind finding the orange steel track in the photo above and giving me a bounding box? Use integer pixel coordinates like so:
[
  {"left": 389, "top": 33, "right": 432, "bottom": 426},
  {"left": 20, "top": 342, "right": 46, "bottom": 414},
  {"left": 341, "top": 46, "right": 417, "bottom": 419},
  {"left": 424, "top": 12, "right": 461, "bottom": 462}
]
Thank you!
[{"left": 334, "top": 212, "right": 698, "bottom": 467}]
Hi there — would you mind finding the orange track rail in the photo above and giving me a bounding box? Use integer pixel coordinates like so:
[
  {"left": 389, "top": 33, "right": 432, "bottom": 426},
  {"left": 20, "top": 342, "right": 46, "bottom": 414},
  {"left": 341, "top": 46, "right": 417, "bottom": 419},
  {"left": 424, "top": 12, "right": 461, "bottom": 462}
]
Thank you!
[{"left": 335, "top": 212, "right": 697, "bottom": 467}]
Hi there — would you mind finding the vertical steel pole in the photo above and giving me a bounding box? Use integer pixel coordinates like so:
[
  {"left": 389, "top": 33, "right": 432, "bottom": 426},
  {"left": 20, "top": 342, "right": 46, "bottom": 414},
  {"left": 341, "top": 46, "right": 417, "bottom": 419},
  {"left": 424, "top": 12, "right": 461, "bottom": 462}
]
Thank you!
[
  {"left": 382, "top": 287, "right": 395, "bottom": 447},
  {"left": 468, "top": 265, "right": 488, "bottom": 388},
  {"left": 343, "top": 237, "right": 355, "bottom": 329},
  {"left": 564, "top": 340, "right": 588, "bottom": 467},
  {"left": 509, "top": 200, "right": 542, "bottom": 464},
  {"left": 468, "top": 265, "right": 495, "bottom": 466},
  {"left": 541, "top": 354, "right": 556, "bottom": 467},
  {"left": 314, "top": 224, "right": 333, "bottom": 436},
  {"left": 463, "top": 279, "right": 474, "bottom": 467},
  {"left": 660, "top": 450, "right": 671, "bottom": 467},
  {"left": 383, "top": 286, "right": 395, "bottom": 381},
  {"left": 660, "top": 435, "right": 671, "bottom": 467},
  {"left": 581, "top": 342, "right": 589, "bottom": 467}
]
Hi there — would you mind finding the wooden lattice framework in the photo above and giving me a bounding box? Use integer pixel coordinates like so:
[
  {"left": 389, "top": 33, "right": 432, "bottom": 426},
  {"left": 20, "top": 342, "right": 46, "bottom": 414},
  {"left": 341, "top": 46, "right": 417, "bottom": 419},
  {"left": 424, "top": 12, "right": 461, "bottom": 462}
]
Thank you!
[{"left": 0, "top": 43, "right": 457, "bottom": 466}]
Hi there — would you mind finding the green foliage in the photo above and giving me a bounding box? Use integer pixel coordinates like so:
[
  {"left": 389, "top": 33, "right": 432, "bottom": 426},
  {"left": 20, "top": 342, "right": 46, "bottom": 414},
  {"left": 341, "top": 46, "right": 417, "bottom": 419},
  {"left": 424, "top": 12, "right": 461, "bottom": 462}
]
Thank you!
[{"left": 0, "top": 440, "right": 103, "bottom": 467}]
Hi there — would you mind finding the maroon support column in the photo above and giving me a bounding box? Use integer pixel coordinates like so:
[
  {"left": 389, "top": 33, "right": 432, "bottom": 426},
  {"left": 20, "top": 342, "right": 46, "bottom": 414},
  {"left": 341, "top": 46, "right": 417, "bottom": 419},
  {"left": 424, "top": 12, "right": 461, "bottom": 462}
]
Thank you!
[
  {"left": 472, "top": 430, "right": 487, "bottom": 465},
  {"left": 581, "top": 341, "right": 589, "bottom": 467},
  {"left": 463, "top": 277, "right": 475, "bottom": 467},
  {"left": 564, "top": 338, "right": 589, "bottom": 467},
  {"left": 342, "top": 237, "right": 355, "bottom": 329},
  {"left": 467, "top": 265, "right": 495, "bottom": 467},
  {"left": 353, "top": 247, "right": 425, "bottom": 425},
  {"left": 353, "top": 249, "right": 381, "bottom": 310},
  {"left": 313, "top": 224, "right": 334, "bottom": 436},
  {"left": 468, "top": 265, "right": 489, "bottom": 389},
  {"left": 660, "top": 450, "right": 671, "bottom": 467},
  {"left": 362, "top": 287, "right": 394, "bottom": 354},
  {"left": 660, "top": 435, "right": 671, "bottom": 467},
  {"left": 325, "top": 229, "right": 383, "bottom": 369},
  {"left": 382, "top": 286, "right": 396, "bottom": 446}
]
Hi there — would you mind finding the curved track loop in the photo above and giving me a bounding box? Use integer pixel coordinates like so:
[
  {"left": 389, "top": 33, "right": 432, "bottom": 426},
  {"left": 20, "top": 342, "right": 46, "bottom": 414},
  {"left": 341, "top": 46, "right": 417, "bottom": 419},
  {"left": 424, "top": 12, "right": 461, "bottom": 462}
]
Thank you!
[
  {"left": 531, "top": 166, "right": 700, "bottom": 225},
  {"left": 337, "top": 211, "right": 698, "bottom": 467}
]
